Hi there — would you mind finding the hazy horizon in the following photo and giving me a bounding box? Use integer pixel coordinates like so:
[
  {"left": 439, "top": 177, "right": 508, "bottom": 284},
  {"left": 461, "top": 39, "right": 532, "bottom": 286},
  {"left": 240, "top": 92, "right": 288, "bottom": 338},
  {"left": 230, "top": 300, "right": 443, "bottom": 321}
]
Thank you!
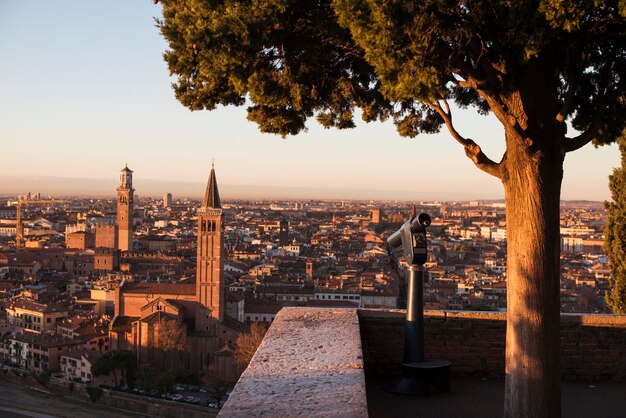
[
  {"left": 0, "top": 174, "right": 609, "bottom": 203},
  {"left": 0, "top": 174, "right": 504, "bottom": 201}
]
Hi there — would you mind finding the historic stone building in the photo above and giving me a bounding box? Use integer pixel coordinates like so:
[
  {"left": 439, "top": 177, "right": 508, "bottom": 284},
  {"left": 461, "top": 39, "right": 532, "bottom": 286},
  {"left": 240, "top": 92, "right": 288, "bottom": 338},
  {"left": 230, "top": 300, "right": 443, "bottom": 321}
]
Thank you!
[
  {"left": 117, "top": 165, "right": 134, "bottom": 251},
  {"left": 196, "top": 165, "right": 225, "bottom": 321},
  {"left": 109, "top": 165, "right": 242, "bottom": 377}
]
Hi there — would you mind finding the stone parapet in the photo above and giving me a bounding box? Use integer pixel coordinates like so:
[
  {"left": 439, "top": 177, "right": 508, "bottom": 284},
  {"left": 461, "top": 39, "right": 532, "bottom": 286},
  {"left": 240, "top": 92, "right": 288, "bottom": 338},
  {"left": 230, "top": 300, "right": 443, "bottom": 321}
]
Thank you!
[
  {"left": 219, "top": 307, "right": 367, "bottom": 417},
  {"left": 358, "top": 309, "right": 626, "bottom": 381},
  {"left": 222, "top": 308, "right": 626, "bottom": 416}
]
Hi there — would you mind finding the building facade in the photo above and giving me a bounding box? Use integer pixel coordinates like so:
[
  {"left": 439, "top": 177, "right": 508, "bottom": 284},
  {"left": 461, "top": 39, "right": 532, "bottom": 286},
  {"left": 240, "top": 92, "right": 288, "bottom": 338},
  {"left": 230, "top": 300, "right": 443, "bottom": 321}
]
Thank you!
[
  {"left": 279, "top": 219, "right": 289, "bottom": 246},
  {"left": 96, "top": 224, "right": 117, "bottom": 249},
  {"left": 6, "top": 299, "right": 68, "bottom": 333},
  {"left": 117, "top": 165, "right": 134, "bottom": 251},
  {"left": 196, "top": 165, "right": 225, "bottom": 321},
  {"left": 109, "top": 165, "right": 241, "bottom": 378}
]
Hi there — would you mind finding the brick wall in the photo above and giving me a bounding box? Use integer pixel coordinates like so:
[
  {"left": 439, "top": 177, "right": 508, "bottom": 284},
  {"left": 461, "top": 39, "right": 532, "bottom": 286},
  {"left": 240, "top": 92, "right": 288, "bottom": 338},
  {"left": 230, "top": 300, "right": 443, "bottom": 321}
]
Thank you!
[{"left": 358, "top": 309, "right": 626, "bottom": 382}]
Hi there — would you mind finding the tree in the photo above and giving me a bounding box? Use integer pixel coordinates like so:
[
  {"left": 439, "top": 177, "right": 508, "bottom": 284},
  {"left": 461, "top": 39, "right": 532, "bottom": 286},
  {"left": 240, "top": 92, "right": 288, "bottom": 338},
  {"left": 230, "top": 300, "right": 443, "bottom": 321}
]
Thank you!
[
  {"left": 605, "top": 138, "right": 626, "bottom": 314},
  {"left": 92, "top": 349, "right": 134, "bottom": 388},
  {"left": 234, "top": 322, "right": 268, "bottom": 373},
  {"left": 137, "top": 317, "right": 187, "bottom": 391},
  {"left": 85, "top": 386, "right": 103, "bottom": 404},
  {"left": 136, "top": 363, "right": 176, "bottom": 393},
  {"left": 154, "top": 317, "right": 187, "bottom": 377},
  {"left": 202, "top": 371, "right": 232, "bottom": 408},
  {"left": 156, "top": 2, "right": 626, "bottom": 416}
]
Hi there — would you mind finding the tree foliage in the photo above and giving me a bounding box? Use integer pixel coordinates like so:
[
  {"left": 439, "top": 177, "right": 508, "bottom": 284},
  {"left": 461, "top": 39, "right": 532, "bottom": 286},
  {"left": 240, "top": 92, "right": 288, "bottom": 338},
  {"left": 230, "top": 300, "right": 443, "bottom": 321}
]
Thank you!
[
  {"left": 137, "top": 317, "right": 187, "bottom": 390},
  {"left": 92, "top": 349, "right": 134, "bottom": 388},
  {"left": 136, "top": 364, "right": 176, "bottom": 393},
  {"left": 155, "top": 317, "right": 187, "bottom": 352},
  {"left": 86, "top": 386, "right": 103, "bottom": 404},
  {"left": 605, "top": 138, "right": 626, "bottom": 314},
  {"left": 158, "top": 0, "right": 626, "bottom": 155},
  {"left": 234, "top": 322, "right": 268, "bottom": 372}
]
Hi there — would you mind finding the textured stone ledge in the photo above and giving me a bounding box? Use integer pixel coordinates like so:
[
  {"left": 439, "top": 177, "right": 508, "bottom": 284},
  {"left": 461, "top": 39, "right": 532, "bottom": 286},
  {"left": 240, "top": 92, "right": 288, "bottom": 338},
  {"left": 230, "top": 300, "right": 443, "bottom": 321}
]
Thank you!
[{"left": 219, "top": 307, "right": 367, "bottom": 417}]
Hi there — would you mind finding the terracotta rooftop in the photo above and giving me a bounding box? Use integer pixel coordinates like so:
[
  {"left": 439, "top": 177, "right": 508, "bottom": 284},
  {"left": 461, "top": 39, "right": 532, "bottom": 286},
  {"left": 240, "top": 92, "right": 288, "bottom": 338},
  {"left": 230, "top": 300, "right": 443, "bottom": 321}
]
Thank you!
[
  {"left": 122, "top": 282, "right": 196, "bottom": 296},
  {"left": 138, "top": 311, "right": 178, "bottom": 325},
  {"left": 10, "top": 332, "right": 82, "bottom": 348},
  {"left": 10, "top": 298, "right": 68, "bottom": 314},
  {"left": 62, "top": 348, "right": 104, "bottom": 364},
  {"left": 110, "top": 315, "right": 140, "bottom": 332}
]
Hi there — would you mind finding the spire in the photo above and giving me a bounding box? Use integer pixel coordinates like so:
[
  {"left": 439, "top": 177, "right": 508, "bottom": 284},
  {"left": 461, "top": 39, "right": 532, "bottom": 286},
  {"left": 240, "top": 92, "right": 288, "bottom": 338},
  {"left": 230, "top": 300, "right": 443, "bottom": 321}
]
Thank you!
[{"left": 202, "top": 164, "right": 221, "bottom": 208}]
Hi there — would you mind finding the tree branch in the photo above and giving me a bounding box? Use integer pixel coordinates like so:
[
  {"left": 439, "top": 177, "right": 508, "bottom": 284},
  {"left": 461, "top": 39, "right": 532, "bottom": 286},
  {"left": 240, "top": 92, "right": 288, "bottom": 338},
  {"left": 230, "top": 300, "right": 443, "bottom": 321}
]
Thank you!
[
  {"left": 556, "top": 49, "right": 583, "bottom": 123},
  {"left": 556, "top": 83, "right": 577, "bottom": 124},
  {"left": 564, "top": 66, "right": 613, "bottom": 153},
  {"left": 429, "top": 101, "right": 503, "bottom": 179},
  {"left": 454, "top": 78, "right": 526, "bottom": 142},
  {"left": 564, "top": 106, "right": 606, "bottom": 152}
]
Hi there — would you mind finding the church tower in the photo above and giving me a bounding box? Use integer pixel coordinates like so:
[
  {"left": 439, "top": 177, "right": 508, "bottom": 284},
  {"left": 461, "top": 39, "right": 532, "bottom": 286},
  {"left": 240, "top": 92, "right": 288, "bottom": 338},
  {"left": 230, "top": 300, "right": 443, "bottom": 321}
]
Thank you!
[
  {"left": 117, "top": 165, "right": 134, "bottom": 251},
  {"left": 196, "top": 164, "right": 224, "bottom": 321}
]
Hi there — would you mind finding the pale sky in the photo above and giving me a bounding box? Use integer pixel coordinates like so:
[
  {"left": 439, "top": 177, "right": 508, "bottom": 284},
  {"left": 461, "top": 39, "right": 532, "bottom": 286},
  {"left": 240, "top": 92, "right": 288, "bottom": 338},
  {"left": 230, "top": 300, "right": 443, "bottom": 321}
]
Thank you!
[{"left": 0, "top": 1, "right": 620, "bottom": 201}]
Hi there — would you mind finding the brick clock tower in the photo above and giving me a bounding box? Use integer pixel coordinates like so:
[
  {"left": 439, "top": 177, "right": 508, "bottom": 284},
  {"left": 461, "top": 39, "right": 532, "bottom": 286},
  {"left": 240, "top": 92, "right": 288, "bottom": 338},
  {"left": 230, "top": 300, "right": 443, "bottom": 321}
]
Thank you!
[
  {"left": 117, "top": 165, "right": 134, "bottom": 251},
  {"left": 196, "top": 164, "right": 224, "bottom": 321}
]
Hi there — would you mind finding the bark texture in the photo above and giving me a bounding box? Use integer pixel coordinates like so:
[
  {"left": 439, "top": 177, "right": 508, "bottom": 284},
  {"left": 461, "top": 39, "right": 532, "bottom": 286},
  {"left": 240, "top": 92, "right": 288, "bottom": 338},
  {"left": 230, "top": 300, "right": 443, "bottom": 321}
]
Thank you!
[{"left": 502, "top": 127, "right": 564, "bottom": 418}]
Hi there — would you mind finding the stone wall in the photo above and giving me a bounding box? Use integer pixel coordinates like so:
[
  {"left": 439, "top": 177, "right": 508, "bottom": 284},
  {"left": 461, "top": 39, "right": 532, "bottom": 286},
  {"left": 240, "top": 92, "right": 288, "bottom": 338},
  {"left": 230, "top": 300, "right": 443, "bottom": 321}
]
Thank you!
[
  {"left": 49, "top": 380, "right": 216, "bottom": 418},
  {"left": 0, "top": 370, "right": 216, "bottom": 418},
  {"left": 358, "top": 309, "right": 626, "bottom": 382},
  {"left": 219, "top": 307, "right": 367, "bottom": 417}
]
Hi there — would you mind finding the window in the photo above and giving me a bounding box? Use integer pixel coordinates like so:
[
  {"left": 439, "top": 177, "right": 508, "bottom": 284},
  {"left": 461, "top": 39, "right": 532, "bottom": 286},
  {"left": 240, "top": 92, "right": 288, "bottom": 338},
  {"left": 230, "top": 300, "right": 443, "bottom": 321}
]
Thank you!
[{"left": 46, "top": 318, "right": 51, "bottom": 324}]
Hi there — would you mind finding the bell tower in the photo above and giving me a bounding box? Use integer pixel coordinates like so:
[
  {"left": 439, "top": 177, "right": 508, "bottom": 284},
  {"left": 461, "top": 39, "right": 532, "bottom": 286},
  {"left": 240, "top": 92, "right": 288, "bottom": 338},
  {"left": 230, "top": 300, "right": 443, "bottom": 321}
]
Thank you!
[
  {"left": 196, "top": 163, "right": 224, "bottom": 321},
  {"left": 117, "top": 165, "right": 134, "bottom": 251}
]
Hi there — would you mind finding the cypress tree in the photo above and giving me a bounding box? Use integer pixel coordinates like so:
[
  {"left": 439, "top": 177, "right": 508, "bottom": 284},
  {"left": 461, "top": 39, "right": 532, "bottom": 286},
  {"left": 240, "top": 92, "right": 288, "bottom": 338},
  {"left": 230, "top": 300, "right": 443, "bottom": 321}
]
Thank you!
[{"left": 605, "top": 138, "right": 626, "bottom": 314}]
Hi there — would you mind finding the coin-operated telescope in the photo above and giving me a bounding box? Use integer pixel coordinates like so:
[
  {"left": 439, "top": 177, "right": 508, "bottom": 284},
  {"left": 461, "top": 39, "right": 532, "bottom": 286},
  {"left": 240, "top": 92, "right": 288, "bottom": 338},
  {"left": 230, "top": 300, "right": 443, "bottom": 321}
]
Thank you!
[
  {"left": 387, "top": 212, "right": 431, "bottom": 267},
  {"left": 386, "top": 212, "right": 450, "bottom": 395}
]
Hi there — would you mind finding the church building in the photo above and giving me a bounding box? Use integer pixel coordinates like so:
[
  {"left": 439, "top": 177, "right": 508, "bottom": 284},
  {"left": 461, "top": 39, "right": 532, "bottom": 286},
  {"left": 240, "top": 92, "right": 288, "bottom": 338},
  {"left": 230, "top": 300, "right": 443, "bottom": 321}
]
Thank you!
[{"left": 109, "top": 165, "right": 243, "bottom": 377}]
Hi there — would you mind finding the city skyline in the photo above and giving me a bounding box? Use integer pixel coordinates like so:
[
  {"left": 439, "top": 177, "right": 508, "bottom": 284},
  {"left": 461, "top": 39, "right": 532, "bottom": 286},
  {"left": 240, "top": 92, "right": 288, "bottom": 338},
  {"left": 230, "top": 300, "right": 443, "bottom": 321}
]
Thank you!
[{"left": 0, "top": 1, "right": 620, "bottom": 202}]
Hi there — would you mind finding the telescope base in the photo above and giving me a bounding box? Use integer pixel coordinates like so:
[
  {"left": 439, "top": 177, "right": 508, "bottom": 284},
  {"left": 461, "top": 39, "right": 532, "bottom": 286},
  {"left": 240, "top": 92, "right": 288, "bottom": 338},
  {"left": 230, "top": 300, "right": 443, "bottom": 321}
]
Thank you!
[
  {"left": 384, "top": 360, "right": 452, "bottom": 396},
  {"left": 403, "top": 360, "right": 452, "bottom": 395},
  {"left": 383, "top": 376, "right": 422, "bottom": 396}
]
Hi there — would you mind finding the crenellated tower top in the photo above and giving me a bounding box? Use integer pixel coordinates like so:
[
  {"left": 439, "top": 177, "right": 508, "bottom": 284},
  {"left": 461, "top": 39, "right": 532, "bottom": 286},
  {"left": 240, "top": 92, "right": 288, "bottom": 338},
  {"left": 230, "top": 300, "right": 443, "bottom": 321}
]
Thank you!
[{"left": 119, "top": 164, "right": 133, "bottom": 189}]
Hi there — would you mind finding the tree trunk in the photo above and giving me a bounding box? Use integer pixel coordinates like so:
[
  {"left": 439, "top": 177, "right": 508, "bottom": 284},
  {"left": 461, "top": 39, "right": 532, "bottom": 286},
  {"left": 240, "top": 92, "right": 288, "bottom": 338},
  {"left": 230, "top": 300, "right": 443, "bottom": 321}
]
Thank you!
[{"left": 502, "top": 133, "right": 563, "bottom": 417}]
